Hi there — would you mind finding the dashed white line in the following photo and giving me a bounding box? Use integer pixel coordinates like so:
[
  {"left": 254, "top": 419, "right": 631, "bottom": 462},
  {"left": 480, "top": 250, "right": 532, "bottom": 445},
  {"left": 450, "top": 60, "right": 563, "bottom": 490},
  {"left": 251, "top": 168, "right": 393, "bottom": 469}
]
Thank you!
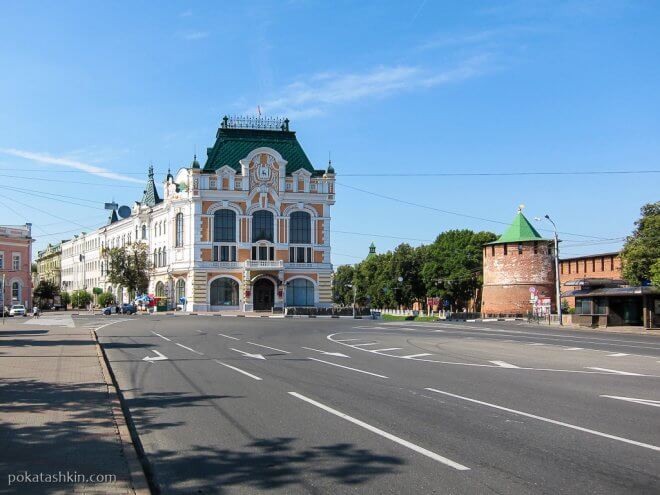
[
  {"left": 288, "top": 392, "right": 469, "bottom": 470},
  {"left": 586, "top": 367, "right": 642, "bottom": 376},
  {"left": 425, "top": 388, "right": 660, "bottom": 452},
  {"left": 246, "top": 342, "right": 290, "bottom": 354},
  {"left": 151, "top": 331, "right": 171, "bottom": 342},
  {"left": 528, "top": 343, "right": 544, "bottom": 346},
  {"left": 371, "top": 348, "right": 403, "bottom": 352},
  {"left": 307, "top": 357, "right": 389, "bottom": 378},
  {"left": 564, "top": 347, "right": 584, "bottom": 351},
  {"left": 214, "top": 360, "right": 262, "bottom": 380},
  {"left": 218, "top": 333, "right": 240, "bottom": 340},
  {"left": 606, "top": 353, "right": 629, "bottom": 357},
  {"left": 489, "top": 360, "right": 520, "bottom": 369},
  {"left": 401, "top": 353, "right": 433, "bottom": 359},
  {"left": 176, "top": 343, "right": 204, "bottom": 355}
]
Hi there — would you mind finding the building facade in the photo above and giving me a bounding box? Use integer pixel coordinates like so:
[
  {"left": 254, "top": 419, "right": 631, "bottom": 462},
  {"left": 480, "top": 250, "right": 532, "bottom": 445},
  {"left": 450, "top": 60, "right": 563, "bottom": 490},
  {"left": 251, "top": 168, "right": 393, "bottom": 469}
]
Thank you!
[
  {"left": 36, "top": 242, "right": 63, "bottom": 287},
  {"left": 482, "top": 210, "right": 556, "bottom": 316},
  {"left": 60, "top": 116, "right": 335, "bottom": 312},
  {"left": 0, "top": 224, "right": 34, "bottom": 309},
  {"left": 559, "top": 252, "right": 622, "bottom": 309}
]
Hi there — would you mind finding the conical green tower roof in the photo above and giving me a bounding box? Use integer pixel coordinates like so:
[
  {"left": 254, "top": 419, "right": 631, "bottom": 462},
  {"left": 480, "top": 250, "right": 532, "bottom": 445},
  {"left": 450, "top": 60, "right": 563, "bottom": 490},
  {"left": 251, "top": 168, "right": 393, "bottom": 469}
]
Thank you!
[{"left": 487, "top": 211, "right": 549, "bottom": 244}]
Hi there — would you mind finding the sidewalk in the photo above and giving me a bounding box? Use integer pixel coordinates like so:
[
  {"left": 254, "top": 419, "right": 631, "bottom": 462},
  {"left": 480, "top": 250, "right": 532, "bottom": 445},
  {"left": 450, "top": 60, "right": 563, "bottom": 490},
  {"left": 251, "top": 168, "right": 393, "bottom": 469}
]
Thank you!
[{"left": 0, "top": 320, "right": 144, "bottom": 494}]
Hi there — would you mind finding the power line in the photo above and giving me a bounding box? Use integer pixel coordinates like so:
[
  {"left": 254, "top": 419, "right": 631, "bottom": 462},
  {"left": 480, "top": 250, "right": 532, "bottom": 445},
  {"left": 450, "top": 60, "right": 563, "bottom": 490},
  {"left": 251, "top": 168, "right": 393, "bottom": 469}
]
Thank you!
[
  {"left": 1, "top": 185, "right": 104, "bottom": 209},
  {"left": 0, "top": 174, "right": 142, "bottom": 188},
  {"left": 337, "top": 170, "right": 660, "bottom": 177}
]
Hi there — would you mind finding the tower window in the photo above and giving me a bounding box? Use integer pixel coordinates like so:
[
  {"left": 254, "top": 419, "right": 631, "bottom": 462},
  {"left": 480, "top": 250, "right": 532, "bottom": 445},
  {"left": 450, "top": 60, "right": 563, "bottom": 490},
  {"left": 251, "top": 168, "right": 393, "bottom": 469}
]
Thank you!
[{"left": 517, "top": 243, "right": 523, "bottom": 255}]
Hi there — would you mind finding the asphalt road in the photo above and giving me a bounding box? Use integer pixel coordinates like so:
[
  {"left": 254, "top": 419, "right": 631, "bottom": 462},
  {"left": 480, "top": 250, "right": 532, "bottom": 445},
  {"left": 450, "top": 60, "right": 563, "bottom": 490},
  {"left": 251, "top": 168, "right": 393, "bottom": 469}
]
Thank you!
[{"left": 89, "top": 315, "right": 660, "bottom": 494}]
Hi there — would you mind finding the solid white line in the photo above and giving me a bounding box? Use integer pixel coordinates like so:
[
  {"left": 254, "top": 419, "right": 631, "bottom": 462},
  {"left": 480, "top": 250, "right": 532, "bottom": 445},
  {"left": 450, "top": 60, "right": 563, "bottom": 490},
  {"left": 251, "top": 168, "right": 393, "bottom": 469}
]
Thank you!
[
  {"left": 425, "top": 388, "right": 660, "bottom": 452},
  {"left": 307, "top": 357, "right": 389, "bottom": 378},
  {"left": 586, "top": 367, "right": 642, "bottom": 376},
  {"left": 401, "top": 353, "right": 432, "bottom": 359},
  {"left": 600, "top": 395, "right": 660, "bottom": 408},
  {"left": 246, "top": 341, "right": 290, "bottom": 354},
  {"left": 218, "top": 333, "right": 240, "bottom": 340},
  {"left": 606, "top": 353, "right": 629, "bottom": 357},
  {"left": 371, "top": 348, "right": 404, "bottom": 352},
  {"left": 334, "top": 338, "right": 366, "bottom": 342},
  {"left": 288, "top": 392, "right": 469, "bottom": 470},
  {"left": 151, "top": 331, "right": 171, "bottom": 342},
  {"left": 489, "top": 360, "right": 520, "bottom": 369},
  {"left": 176, "top": 343, "right": 204, "bottom": 355},
  {"left": 350, "top": 342, "right": 381, "bottom": 347},
  {"left": 564, "top": 347, "right": 583, "bottom": 351},
  {"left": 214, "top": 360, "right": 262, "bottom": 380}
]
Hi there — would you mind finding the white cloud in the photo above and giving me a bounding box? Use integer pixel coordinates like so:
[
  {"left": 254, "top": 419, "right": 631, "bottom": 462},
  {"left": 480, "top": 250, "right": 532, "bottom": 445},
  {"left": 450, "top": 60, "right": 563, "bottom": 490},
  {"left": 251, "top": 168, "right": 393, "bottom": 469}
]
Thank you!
[
  {"left": 258, "top": 56, "right": 491, "bottom": 118},
  {"left": 181, "top": 31, "right": 209, "bottom": 41},
  {"left": 0, "top": 148, "right": 144, "bottom": 184}
]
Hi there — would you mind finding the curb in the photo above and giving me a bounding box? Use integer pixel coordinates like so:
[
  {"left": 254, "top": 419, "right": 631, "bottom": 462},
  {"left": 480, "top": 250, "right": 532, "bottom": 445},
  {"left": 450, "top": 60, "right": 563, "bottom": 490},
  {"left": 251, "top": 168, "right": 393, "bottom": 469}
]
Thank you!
[{"left": 91, "top": 330, "right": 153, "bottom": 495}]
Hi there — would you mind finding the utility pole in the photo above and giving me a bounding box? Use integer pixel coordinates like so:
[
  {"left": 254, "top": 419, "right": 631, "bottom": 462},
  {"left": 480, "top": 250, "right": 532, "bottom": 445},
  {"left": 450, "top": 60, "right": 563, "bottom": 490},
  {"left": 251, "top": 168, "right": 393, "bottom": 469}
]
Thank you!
[{"left": 544, "top": 215, "right": 562, "bottom": 326}]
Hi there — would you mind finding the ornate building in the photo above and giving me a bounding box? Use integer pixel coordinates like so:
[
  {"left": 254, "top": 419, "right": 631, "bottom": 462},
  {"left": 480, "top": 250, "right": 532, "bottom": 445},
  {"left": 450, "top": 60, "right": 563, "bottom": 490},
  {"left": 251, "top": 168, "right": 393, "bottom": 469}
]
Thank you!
[
  {"left": 0, "top": 224, "right": 34, "bottom": 309},
  {"left": 36, "top": 242, "right": 63, "bottom": 287},
  {"left": 60, "top": 116, "right": 335, "bottom": 311},
  {"left": 481, "top": 209, "right": 556, "bottom": 316}
]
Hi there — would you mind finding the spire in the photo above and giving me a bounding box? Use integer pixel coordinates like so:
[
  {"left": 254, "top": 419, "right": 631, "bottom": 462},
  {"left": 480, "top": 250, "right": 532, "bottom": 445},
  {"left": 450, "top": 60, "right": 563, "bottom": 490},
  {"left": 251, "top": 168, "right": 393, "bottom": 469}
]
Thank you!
[
  {"left": 326, "top": 152, "right": 335, "bottom": 174},
  {"left": 489, "top": 208, "right": 548, "bottom": 244},
  {"left": 191, "top": 154, "right": 201, "bottom": 169},
  {"left": 109, "top": 209, "right": 119, "bottom": 224},
  {"left": 141, "top": 165, "right": 162, "bottom": 207},
  {"left": 166, "top": 165, "right": 173, "bottom": 182},
  {"left": 367, "top": 242, "right": 376, "bottom": 259}
]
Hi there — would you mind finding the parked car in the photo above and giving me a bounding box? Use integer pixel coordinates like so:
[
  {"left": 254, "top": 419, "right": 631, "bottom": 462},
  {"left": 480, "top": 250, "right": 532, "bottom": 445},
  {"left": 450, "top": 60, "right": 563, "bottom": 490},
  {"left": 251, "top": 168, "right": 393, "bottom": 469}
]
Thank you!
[
  {"left": 121, "top": 303, "right": 137, "bottom": 315},
  {"left": 102, "top": 306, "right": 120, "bottom": 315},
  {"left": 9, "top": 305, "right": 27, "bottom": 317}
]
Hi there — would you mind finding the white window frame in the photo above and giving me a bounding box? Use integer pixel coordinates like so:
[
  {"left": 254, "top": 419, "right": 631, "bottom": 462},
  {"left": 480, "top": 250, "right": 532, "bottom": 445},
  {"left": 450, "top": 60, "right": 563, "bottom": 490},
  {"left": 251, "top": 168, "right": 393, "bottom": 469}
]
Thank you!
[{"left": 12, "top": 253, "right": 21, "bottom": 271}]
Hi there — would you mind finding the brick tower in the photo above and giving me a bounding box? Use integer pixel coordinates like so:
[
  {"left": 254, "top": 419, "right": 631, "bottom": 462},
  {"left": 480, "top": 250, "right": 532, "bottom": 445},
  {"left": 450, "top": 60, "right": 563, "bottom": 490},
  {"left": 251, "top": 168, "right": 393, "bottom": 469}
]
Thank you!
[{"left": 481, "top": 208, "right": 556, "bottom": 316}]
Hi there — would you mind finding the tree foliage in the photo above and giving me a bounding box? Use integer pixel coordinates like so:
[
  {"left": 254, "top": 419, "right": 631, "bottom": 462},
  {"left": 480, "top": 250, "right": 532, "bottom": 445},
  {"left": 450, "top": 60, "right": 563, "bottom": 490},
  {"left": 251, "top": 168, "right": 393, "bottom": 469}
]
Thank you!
[
  {"left": 98, "top": 291, "right": 116, "bottom": 307},
  {"left": 621, "top": 201, "right": 660, "bottom": 286},
  {"left": 60, "top": 291, "right": 71, "bottom": 308},
  {"left": 332, "top": 264, "right": 355, "bottom": 306},
  {"left": 105, "top": 243, "right": 152, "bottom": 295},
  {"left": 33, "top": 280, "right": 59, "bottom": 307},
  {"left": 71, "top": 290, "right": 92, "bottom": 309}
]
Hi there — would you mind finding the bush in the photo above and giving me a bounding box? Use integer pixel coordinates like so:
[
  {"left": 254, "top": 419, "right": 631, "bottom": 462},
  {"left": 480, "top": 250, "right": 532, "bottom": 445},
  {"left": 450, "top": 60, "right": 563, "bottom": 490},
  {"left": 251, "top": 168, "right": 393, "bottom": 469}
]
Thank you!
[
  {"left": 71, "top": 290, "right": 92, "bottom": 309},
  {"left": 60, "top": 291, "right": 71, "bottom": 308},
  {"left": 98, "top": 291, "right": 116, "bottom": 307}
]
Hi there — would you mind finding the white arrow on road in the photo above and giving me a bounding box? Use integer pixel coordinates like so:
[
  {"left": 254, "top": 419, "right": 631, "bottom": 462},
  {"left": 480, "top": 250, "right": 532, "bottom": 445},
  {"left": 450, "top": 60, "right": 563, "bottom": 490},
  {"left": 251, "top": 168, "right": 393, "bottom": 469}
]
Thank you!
[
  {"left": 302, "top": 346, "right": 349, "bottom": 358},
  {"left": 230, "top": 348, "right": 266, "bottom": 360},
  {"left": 143, "top": 350, "right": 168, "bottom": 362}
]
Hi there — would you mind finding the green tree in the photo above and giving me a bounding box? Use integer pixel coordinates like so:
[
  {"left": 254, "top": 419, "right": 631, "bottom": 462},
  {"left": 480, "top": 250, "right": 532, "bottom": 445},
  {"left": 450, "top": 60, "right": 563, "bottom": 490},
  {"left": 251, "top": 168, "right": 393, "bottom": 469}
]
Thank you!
[
  {"left": 33, "top": 280, "right": 59, "bottom": 308},
  {"left": 621, "top": 201, "right": 660, "bottom": 286},
  {"left": 98, "top": 291, "right": 116, "bottom": 307},
  {"left": 332, "top": 264, "right": 356, "bottom": 306},
  {"left": 60, "top": 291, "right": 71, "bottom": 308},
  {"left": 71, "top": 289, "right": 92, "bottom": 309},
  {"left": 105, "top": 243, "right": 152, "bottom": 295},
  {"left": 420, "top": 229, "right": 497, "bottom": 310}
]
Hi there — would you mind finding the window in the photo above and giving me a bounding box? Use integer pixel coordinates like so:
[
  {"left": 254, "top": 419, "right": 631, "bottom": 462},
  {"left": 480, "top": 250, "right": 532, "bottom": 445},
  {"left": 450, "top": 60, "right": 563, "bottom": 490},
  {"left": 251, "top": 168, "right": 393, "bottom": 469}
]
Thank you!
[
  {"left": 576, "top": 261, "right": 579, "bottom": 274},
  {"left": 568, "top": 262, "right": 571, "bottom": 274},
  {"left": 162, "top": 248, "right": 166, "bottom": 266},
  {"left": 289, "top": 211, "right": 311, "bottom": 244},
  {"left": 252, "top": 210, "right": 274, "bottom": 242},
  {"left": 491, "top": 245, "right": 495, "bottom": 257},
  {"left": 214, "top": 210, "right": 236, "bottom": 242},
  {"left": 210, "top": 278, "right": 239, "bottom": 306},
  {"left": 289, "top": 246, "right": 313, "bottom": 263},
  {"left": 286, "top": 278, "right": 315, "bottom": 306},
  {"left": 175, "top": 213, "right": 184, "bottom": 247},
  {"left": 251, "top": 245, "right": 274, "bottom": 261},
  {"left": 0, "top": 252, "right": 3, "bottom": 269},
  {"left": 610, "top": 256, "right": 614, "bottom": 271},
  {"left": 141, "top": 225, "right": 147, "bottom": 240},
  {"left": 213, "top": 245, "right": 236, "bottom": 262},
  {"left": 11, "top": 281, "right": 21, "bottom": 302},
  {"left": 176, "top": 279, "right": 185, "bottom": 301},
  {"left": 153, "top": 249, "right": 158, "bottom": 267},
  {"left": 561, "top": 262, "right": 564, "bottom": 275},
  {"left": 592, "top": 258, "right": 596, "bottom": 272},
  {"left": 533, "top": 241, "right": 538, "bottom": 254},
  {"left": 155, "top": 282, "right": 165, "bottom": 297},
  {"left": 517, "top": 243, "right": 523, "bottom": 255},
  {"left": 575, "top": 298, "right": 592, "bottom": 315},
  {"left": 584, "top": 260, "right": 587, "bottom": 273},
  {"left": 12, "top": 254, "right": 20, "bottom": 270},
  {"left": 601, "top": 257, "right": 605, "bottom": 271},
  {"left": 503, "top": 244, "right": 508, "bottom": 256}
]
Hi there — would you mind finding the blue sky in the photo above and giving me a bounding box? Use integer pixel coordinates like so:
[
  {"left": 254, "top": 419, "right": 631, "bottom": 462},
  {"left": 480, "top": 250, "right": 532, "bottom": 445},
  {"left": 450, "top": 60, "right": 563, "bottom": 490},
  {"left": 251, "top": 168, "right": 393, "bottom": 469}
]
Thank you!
[{"left": 1, "top": 0, "right": 658, "bottom": 264}]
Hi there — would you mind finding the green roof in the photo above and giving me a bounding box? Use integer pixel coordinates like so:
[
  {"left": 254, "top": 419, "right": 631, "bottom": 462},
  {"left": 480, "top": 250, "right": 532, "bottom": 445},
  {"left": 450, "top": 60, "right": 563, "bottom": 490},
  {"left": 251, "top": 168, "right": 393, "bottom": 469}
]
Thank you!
[
  {"left": 141, "top": 165, "right": 162, "bottom": 207},
  {"left": 487, "top": 211, "right": 549, "bottom": 244},
  {"left": 203, "top": 126, "right": 321, "bottom": 176}
]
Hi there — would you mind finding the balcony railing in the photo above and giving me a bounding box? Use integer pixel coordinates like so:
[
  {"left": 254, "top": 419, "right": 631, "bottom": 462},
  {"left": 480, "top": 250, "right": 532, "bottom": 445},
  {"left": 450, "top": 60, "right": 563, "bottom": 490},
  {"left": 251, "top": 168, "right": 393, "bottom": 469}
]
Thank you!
[
  {"left": 244, "top": 260, "right": 284, "bottom": 270},
  {"left": 198, "top": 261, "right": 242, "bottom": 269}
]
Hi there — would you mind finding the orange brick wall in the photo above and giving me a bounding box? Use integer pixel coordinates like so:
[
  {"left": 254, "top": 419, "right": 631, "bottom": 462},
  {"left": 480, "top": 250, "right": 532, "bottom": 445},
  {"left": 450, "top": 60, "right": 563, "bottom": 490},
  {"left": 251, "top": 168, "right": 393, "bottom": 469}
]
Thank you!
[{"left": 560, "top": 253, "right": 622, "bottom": 308}]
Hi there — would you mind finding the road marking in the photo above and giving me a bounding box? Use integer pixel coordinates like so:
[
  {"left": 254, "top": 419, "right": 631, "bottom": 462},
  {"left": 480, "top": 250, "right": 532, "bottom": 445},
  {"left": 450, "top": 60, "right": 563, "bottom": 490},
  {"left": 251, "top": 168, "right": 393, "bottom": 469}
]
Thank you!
[
  {"left": 433, "top": 329, "right": 446, "bottom": 333},
  {"left": 307, "top": 357, "right": 388, "bottom": 378},
  {"left": 175, "top": 343, "right": 204, "bottom": 355},
  {"left": 528, "top": 343, "right": 544, "bottom": 346},
  {"left": 564, "top": 347, "right": 583, "bottom": 351},
  {"left": 425, "top": 388, "right": 660, "bottom": 452},
  {"left": 301, "top": 347, "right": 349, "bottom": 358},
  {"left": 218, "top": 333, "right": 240, "bottom": 340},
  {"left": 350, "top": 342, "right": 380, "bottom": 347},
  {"left": 600, "top": 395, "right": 660, "bottom": 408},
  {"left": 371, "top": 348, "right": 404, "bottom": 352},
  {"left": 489, "top": 360, "right": 520, "bottom": 369},
  {"left": 401, "top": 353, "right": 432, "bottom": 359},
  {"left": 230, "top": 348, "right": 266, "bottom": 360},
  {"left": 151, "top": 331, "right": 171, "bottom": 342},
  {"left": 606, "top": 353, "right": 629, "bottom": 357},
  {"left": 334, "top": 338, "right": 365, "bottom": 342},
  {"left": 288, "top": 392, "right": 469, "bottom": 470},
  {"left": 246, "top": 342, "right": 290, "bottom": 354},
  {"left": 143, "top": 350, "right": 168, "bottom": 362},
  {"left": 214, "top": 360, "right": 262, "bottom": 380},
  {"left": 586, "top": 367, "right": 642, "bottom": 376}
]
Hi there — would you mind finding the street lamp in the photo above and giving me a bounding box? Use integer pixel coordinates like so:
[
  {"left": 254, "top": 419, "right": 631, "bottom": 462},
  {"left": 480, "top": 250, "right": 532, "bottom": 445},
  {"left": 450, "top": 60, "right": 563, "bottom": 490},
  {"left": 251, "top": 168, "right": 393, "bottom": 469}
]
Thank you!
[
  {"left": 536, "top": 215, "right": 562, "bottom": 326},
  {"left": 346, "top": 283, "right": 357, "bottom": 318}
]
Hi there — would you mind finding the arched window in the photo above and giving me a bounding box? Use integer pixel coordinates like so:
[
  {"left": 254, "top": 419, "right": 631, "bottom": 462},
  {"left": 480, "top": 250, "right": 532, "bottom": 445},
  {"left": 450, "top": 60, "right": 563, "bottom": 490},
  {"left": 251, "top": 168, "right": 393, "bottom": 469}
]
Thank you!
[
  {"left": 158, "top": 248, "right": 163, "bottom": 267},
  {"left": 11, "top": 281, "right": 22, "bottom": 302},
  {"left": 176, "top": 279, "right": 185, "bottom": 301},
  {"left": 210, "top": 278, "right": 239, "bottom": 306},
  {"left": 289, "top": 211, "right": 311, "bottom": 244},
  {"left": 153, "top": 249, "right": 158, "bottom": 267},
  {"left": 252, "top": 210, "right": 274, "bottom": 242},
  {"left": 175, "top": 213, "right": 184, "bottom": 247},
  {"left": 135, "top": 226, "right": 138, "bottom": 240},
  {"left": 214, "top": 209, "right": 236, "bottom": 242},
  {"left": 142, "top": 225, "right": 147, "bottom": 240},
  {"left": 162, "top": 247, "right": 167, "bottom": 266},
  {"left": 286, "top": 278, "right": 315, "bottom": 307},
  {"left": 155, "top": 282, "right": 165, "bottom": 297}
]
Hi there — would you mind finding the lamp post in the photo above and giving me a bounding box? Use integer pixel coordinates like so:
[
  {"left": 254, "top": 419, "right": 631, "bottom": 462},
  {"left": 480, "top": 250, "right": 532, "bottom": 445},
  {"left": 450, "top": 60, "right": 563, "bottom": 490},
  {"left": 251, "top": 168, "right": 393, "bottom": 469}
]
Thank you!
[
  {"left": 538, "top": 215, "right": 562, "bottom": 326},
  {"left": 346, "top": 283, "right": 357, "bottom": 318}
]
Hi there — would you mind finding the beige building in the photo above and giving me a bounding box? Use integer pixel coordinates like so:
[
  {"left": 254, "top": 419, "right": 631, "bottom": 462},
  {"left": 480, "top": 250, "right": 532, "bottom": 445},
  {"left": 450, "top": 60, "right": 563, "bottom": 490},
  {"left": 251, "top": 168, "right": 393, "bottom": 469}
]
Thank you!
[{"left": 36, "top": 242, "right": 63, "bottom": 287}]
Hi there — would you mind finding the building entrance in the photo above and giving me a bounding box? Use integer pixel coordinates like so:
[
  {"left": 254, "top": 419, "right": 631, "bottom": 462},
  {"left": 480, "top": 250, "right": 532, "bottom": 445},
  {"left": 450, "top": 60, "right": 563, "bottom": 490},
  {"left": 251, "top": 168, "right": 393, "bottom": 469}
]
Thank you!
[{"left": 253, "top": 279, "right": 274, "bottom": 311}]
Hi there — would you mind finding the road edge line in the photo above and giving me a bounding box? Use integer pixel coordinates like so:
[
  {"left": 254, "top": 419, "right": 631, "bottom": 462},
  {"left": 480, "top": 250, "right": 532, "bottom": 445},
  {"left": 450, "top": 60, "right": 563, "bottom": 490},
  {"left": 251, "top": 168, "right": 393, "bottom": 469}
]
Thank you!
[{"left": 92, "top": 329, "right": 155, "bottom": 495}]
